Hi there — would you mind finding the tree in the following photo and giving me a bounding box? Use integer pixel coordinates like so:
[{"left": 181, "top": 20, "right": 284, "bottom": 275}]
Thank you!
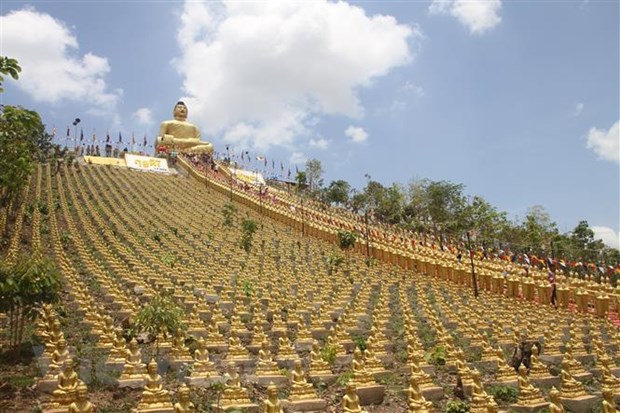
[
  {"left": 133, "top": 294, "right": 185, "bottom": 355},
  {"left": 0, "top": 255, "right": 62, "bottom": 350},
  {"left": 326, "top": 180, "right": 351, "bottom": 206},
  {"left": 240, "top": 218, "right": 258, "bottom": 254},
  {"left": 0, "top": 56, "right": 21, "bottom": 93},
  {"left": 295, "top": 171, "right": 308, "bottom": 191},
  {"left": 519, "top": 205, "right": 558, "bottom": 255},
  {"left": 305, "top": 159, "right": 324, "bottom": 192}
]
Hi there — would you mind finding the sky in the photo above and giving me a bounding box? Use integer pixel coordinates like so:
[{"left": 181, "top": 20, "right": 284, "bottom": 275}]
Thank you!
[{"left": 1, "top": 0, "right": 619, "bottom": 248}]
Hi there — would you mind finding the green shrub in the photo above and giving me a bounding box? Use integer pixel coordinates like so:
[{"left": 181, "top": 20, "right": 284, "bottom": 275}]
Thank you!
[
  {"left": 445, "top": 399, "right": 470, "bottom": 413},
  {"left": 487, "top": 384, "right": 518, "bottom": 403}
]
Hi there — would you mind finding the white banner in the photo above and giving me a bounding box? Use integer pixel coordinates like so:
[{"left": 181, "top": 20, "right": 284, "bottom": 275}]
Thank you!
[{"left": 125, "top": 154, "right": 169, "bottom": 173}]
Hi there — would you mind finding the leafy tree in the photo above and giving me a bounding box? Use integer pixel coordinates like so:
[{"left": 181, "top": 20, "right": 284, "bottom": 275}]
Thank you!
[
  {"left": 222, "top": 203, "right": 237, "bottom": 227},
  {"left": 326, "top": 180, "right": 351, "bottom": 206},
  {"left": 519, "top": 205, "right": 558, "bottom": 255},
  {"left": 0, "top": 255, "right": 62, "bottom": 349},
  {"left": 295, "top": 171, "right": 308, "bottom": 191},
  {"left": 133, "top": 294, "right": 185, "bottom": 354},
  {"left": 0, "top": 56, "right": 21, "bottom": 93},
  {"left": 240, "top": 218, "right": 258, "bottom": 254},
  {"left": 305, "top": 158, "right": 324, "bottom": 192},
  {"left": 338, "top": 230, "right": 357, "bottom": 275}
]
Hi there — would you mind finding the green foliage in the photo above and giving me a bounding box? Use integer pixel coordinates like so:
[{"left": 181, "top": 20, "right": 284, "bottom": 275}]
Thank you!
[
  {"left": 327, "top": 252, "right": 345, "bottom": 274},
  {"left": 353, "top": 335, "right": 367, "bottom": 351},
  {"left": 0, "top": 56, "right": 21, "bottom": 93},
  {"left": 487, "top": 384, "right": 518, "bottom": 403},
  {"left": 321, "top": 344, "right": 337, "bottom": 365},
  {"left": 326, "top": 179, "right": 351, "bottom": 205},
  {"left": 295, "top": 171, "right": 308, "bottom": 190},
  {"left": 426, "top": 346, "right": 447, "bottom": 366},
  {"left": 305, "top": 158, "right": 324, "bottom": 192},
  {"left": 133, "top": 294, "right": 185, "bottom": 342},
  {"left": 337, "top": 230, "right": 357, "bottom": 252},
  {"left": 0, "top": 255, "right": 62, "bottom": 348},
  {"left": 242, "top": 280, "right": 252, "bottom": 298},
  {"left": 445, "top": 399, "right": 470, "bottom": 413},
  {"left": 240, "top": 218, "right": 258, "bottom": 254},
  {"left": 336, "top": 370, "right": 353, "bottom": 386},
  {"left": 222, "top": 203, "right": 237, "bottom": 227},
  {"left": 160, "top": 252, "right": 177, "bottom": 268}
]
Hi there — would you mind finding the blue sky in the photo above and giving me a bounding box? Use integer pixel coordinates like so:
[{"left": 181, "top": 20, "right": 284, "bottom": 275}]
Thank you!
[{"left": 2, "top": 0, "right": 619, "bottom": 247}]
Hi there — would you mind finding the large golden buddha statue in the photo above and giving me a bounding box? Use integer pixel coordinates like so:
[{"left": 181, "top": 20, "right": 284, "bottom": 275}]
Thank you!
[{"left": 156, "top": 101, "right": 213, "bottom": 154}]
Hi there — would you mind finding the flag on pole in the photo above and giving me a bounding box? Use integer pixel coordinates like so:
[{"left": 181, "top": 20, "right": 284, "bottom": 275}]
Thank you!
[
  {"left": 92, "top": 131, "right": 96, "bottom": 142},
  {"left": 66, "top": 127, "right": 70, "bottom": 138},
  {"left": 52, "top": 127, "right": 57, "bottom": 138},
  {"left": 287, "top": 168, "right": 291, "bottom": 178},
  {"left": 118, "top": 132, "right": 122, "bottom": 143},
  {"left": 80, "top": 129, "right": 84, "bottom": 142},
  {"left": 131, "top": 133, "right": 135, "bottom": 145},
  {"left": 106, "top": 131, "right": 110, "bottom": 143},
  {"left": 143, "top": 135, "right": 147, "bottom": 147}
]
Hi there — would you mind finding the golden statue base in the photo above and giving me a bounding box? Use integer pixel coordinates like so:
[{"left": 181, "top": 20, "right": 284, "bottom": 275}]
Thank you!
[{"left": 559, "top": 395, "right": 600, "bottom": 413}]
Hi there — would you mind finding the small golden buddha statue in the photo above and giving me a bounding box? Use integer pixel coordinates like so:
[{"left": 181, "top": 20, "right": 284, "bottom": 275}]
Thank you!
[
  {"left": 289, "top": 360, "right": 316, "bottom": 400},
  {"left": 47, "top": 337, "right": 71, "bottom": 377},
  {"left": 350, "top": 347, "right": 375, "bottom": 387},
  {"left": 309, "top": 340, "right": 332, "bottom": 375},
  {"left": 602, "top": 386, "right": 618, "bottom": 413},
  {"left": 120, "top": 338, "right": 145, "bottom": 377},
  {"left": 516, "top": 365, "right": 545, "bottom": 405},
  {"left": 170, "top": 329, "right": 192, "bottom": 362},
  {"left": 51, "top": 359, "right": 80, "bottom": 407},
  {"left": 226, "top": 330, "right": 250, "bottom": 360},
  {"left": 139, "top": 359, "right": 170, "bottom": 408},
  {"left": 548, "top": 387, "right": 565, "bottom": 413},
  {"left": 559, "top": 360, "right": 586, "bottom": 398},
  {"left": 256, "top": 340, "right": 279, "bottom": 375},
  {"left": 404, "top": 376, "right": 433, "bottom": 413},
  {"left": 408, "top": 352, "right": 433, "bottom": 388},
  {"left": 469, "top": 370, "right": 497, "bottom": 413},
  {"left": 363, "top": 341, "right": 385, "bottom": 374},
  {"left": 277, "top": 335, "right": 297, "bottom": 359},
  {"left": 263, "top": 381, "right": 284, "bottom": 413},
  {"left": 455, "top": 349, "right": 474, "bottom": 386},
  {"left": 220, "top": 362, "right": 251, "bottom": 406},
  {"left": 109, "top": 328, "right": 127, "bottom": 361},
  {"left": 174, "top": 384, "right": 195, "bottom": 413},
  {"left": 191, "top": 337, "right": 216, "bottom": 375},
  {"left": 68, "top": 382, "right": 94, "bottom": 413},
  {"left": 528, "top": 345, "right": 550, "bottom": 378},
  {"left": 342, "top": 382, "right": 368, "bottom": 413},
  {"left": 156, "top": 101, "right": 213, "bottom": 154}
]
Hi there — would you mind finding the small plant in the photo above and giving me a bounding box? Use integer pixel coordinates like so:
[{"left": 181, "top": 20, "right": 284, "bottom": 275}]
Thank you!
[
  {"left": 240, "top": 218, "right": 258, "bottom": 254},
  {"left": 426, "top": 345, "right": 447, "bottom": 366},
  {"left": 161, "top": 252, "right": 177, "bottom": 268},
  {"left": 327, "top": 253, "right": 345, "bottom": 275},
  {"left": 222, "top": 203, "right": 237, "bottom": 227},
  {"left": 353, "top": 335, "right": 367, "bottom": 351},
  {"left": 336, "top": 370, "right": 353, "bottom": 386},
  {"left": 445, "top": 399, "right": 470, "bottom": 413},
  {"left": 321, "top": 344, "right": 337, "bottom": 365},
  {"left": 487, "top": 384, "right": 518, "bottom": 403},
  {"left": 242, "top": 280, "right": 252, "bottom": 298}
]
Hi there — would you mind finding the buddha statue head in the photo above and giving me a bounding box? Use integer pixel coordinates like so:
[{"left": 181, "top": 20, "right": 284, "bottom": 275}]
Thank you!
[
  {"left": 148, "top": 359, "right": 158, "bottom": 375},
  {"left": 173, "top": 101, "right": 188, "bottom": 121},
  {"left": 549, "top": 386, "right": 560, "bottom": 403},
  {"left": 267, "top": 381, "right": 278, "bottom": 399},
  {"left": 178, "top": 384, "right": 191, "bottom": 403},
  {"left": 76, "top": 382, "right": 88, "bottom": 401}
]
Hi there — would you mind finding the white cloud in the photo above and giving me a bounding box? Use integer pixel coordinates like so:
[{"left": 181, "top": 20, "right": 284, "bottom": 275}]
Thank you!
[
  {"left": 290, "top": 151, "right": 307, "bottom": 165},
  {"left": 586, "top": 120, "right": 619, "bottom": 163},
  {"left": 133, "top": 108, "right": 154, "bottom": 126},
  {"left": 573, "top": 102, "right": 584, "bottom": 117},
  {"left": 174, "top": 0, "right": 415, "bottom": 150},
  {"left": 345, "top": 125, "right": 368, "bottom": 143},
  {"left": 309, "top": 138, "right": 329, "bottom": 149},
  {"left": 401, "top": 80, "right": 424, "bottom": 97},
  {"left": 429, "top": 0, "right": 502, "bottom": 34},
  {"left": 592, "top": 226, "right": 620, "bottom": 249},
  {"left": 0, "top": 7, "right": 121, "bottom": 112}
]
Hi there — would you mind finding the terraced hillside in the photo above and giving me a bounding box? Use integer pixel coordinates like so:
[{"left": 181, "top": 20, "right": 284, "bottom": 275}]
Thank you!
[{"left": 1, "top": 163, "right": 619, "bottom": 413}]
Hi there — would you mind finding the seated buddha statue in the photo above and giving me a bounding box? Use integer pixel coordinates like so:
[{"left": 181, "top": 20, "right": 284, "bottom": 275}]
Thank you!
[
  {"left": 309, "top": 340, "right": 332, "bottom": 375},
  {"left": 470, "top": 371, "right": 497, "bottom": 413},
  {"left": 68, "top": 382, "right": 94, "bottom": 413},
  {"left": 602, "top": 387, "right": 618, "bottom": 413},
  {"left": 548, "top": 387, "right": 565, "bottom": 413},
  {"left": 290, "top": 360, "right": 316, "bottom": 400},
  {"left": 226, "top": 330, "right": 250, "bottom": 360},
  {"left": 350, "top": 348, "right": 375, "bottom": 387},
  {"left": 221, "top": 362, "right": 251, "bottom": 406},
  {"left": 264, "top": 381, "right": 284, "bottom": 413},
  {"left": 408, "top": 352, "right": 433, "bottom": 388},
  {"left": 528, "top": 345, "right": 550, "bottom": 378},
  {"left": 256, "top": 340, "right": 279, "bottom": 375},
  {"left": 43, "top": 319, "right": 65, "bottom": 357},
  {"left": 156, "top": 101, "right": 213, "bottom": 155},
  {"left": 455, "top": 349, "right": 474, "bottom": 385},
  {"left": 108, "top": 328, "right": 127, "bottom": 361},
  {"left": 404, "top": 376, "right": 433, "bottom": 413},
  {"left": 174, "top": 384, "right": 195, "bottom": 413},
  {"left": 561, "top": 344, "right": 586, "bottom": 375},
  {"left": 516, "top": 365, "right": 545, "bottom": 405},
  {"left": 559, "top": 360, "right": 586, "bottom": 398},
  {"left": 139, "top": 360, "right": 170, "bottom": 407},
  {"left": 251, "top": 325, "right": 268, "bottom": 346},
  {"left": 120, "top": 338, "right": 145, "bottom": 377},
  {"left": 342, "top": 383, "right": 368, "bottom": 413},
  {"left": 191, "top": 337, "right": 216, "bottom": 375},
  {"left": 47, "top": 337, "right": 71, "bottom": 377},
  {"left": 277, "top": 336, "right": 297, "bottom": 359},
  {"left": 51, "top": 360, "right": 80, "bottom": 407},
  {"left": 205, "top": 320, "right": 226, "bottom": 345},
  {"left": 170, "top": 329, "right": 192, "bottom": 362},
  {"left": 494, "top": 348, "right": 517, "bottom": 382}
]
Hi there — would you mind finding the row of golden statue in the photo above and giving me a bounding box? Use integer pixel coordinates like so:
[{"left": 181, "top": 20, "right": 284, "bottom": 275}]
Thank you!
[{"left": 7, "top": 156, "right": 620, "bottom": 413}]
